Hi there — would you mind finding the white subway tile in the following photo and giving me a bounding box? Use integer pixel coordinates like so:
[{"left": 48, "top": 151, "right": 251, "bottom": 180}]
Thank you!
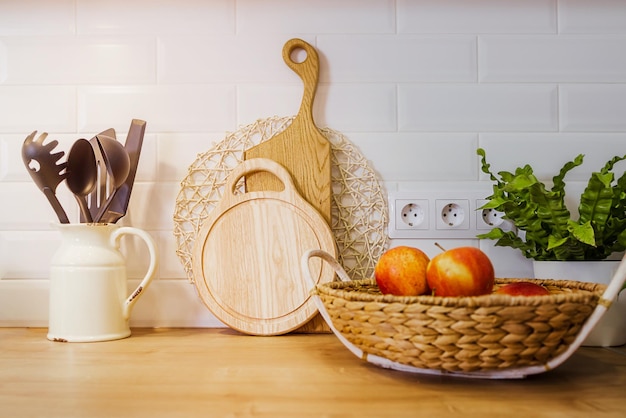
[
  {"left": 0, "top": 0, "right": 75, "bottom": 36},
  {"left": 398, "top": 84, "right": 558, "bottom": 132},
  {"left": 77, "top": 85, "right": 236, "bottom": 133},
  {"left": 0, "top": 43, "right": 6, "bottom": 82},
  {"left": 319, "top": 84, "right": 397, "bottom": 132},
  {"left": 560, "top": 84, "right": 626, "bottom": 131},
  {"left": 397, "top": 0, "right": 557, "bottom": 34},
  {"left": 0, "top": 183, "right": 77, "bottom": 230},
  {"left": 317, "top": 35, "right": 476, "bottom": 83},
  {"left": 157, "top": 133, "right": 222, "bottom": 182},
  {"left": 118, "top": 182, "right": 179, "bottom": 231},
  {"left": 158, "top": 231, "right": 189, "bottom": 279},
  {"left": 237, "top": 0, "right": 395, "bottom": 34},
  {"left": 157, "top": 35, "right": 316, "bottom": 84},
  {"left": 77, "top": 0, "right": 234, "bottom": 35},
  {"left": 237, "top": 83, "right": 397, "bottom": 132},
  {"left": 0, "top": 86, "right": 76, "bottom": 133},
  {"left": 479, "top": 133, "right": 626, "bottom": 182},
  {"left": 559, "top": 0, "right": 626, "bottom": 34},
  {"left": 0, "top": 36, "right": 156, "bottom": 85},
  {"left": 0, "top": 230, "right": 61, "bottom": 279},
  {"left": 479, "top": 35, "right": 626, "bottom": 82},
  {"left": 236, "top": 84, "right": 303, "bottom": 126},
  {"left": 349, "top": 133, "right": 479, "bottom": 181}
]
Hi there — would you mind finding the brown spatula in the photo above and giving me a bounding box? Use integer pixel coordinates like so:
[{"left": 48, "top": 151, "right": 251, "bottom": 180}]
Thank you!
[{"left": 244, "top": 38, "right": 331, "bottom": 224}]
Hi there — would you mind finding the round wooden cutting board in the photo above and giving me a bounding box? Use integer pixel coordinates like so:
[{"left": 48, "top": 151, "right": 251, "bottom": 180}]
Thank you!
[{"left": 192, "top": 158, "right": 337, "bottom": 335}]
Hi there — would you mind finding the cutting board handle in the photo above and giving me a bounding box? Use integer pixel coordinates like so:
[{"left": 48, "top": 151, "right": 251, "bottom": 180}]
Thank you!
[
  {"left": 226, "top": 158, "right": 298, "bottom": 202},
  {"left": 282, "top": 38, "right": 319, "bottom": 125}
]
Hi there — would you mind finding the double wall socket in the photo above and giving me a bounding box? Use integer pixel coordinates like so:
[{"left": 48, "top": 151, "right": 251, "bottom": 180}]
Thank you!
[{"left": 388, "top": 183, "right": 514, "bottom": 239}]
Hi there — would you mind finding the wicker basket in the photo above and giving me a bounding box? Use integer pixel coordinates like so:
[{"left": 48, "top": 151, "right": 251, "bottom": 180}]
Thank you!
[{"left": 302, "top": 249, "right": 625, "bottom": 379}]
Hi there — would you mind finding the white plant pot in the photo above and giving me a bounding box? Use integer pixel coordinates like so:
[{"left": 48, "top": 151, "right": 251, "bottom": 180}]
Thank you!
[{"left": 533, "top": 260, "right": 626, "bottom": 347}]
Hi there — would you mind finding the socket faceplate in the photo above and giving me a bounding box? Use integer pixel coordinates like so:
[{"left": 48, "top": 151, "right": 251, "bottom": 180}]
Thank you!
[{"left": 388, "top": 184, "right": 499, "bottom": 239}]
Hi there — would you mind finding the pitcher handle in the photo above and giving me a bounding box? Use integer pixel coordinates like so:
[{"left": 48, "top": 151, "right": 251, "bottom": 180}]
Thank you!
[{"left": 110, "top": 226, "right": 158, "bottom": 320}]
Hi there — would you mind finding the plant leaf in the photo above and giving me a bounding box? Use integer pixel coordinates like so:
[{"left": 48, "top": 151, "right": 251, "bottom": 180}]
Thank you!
[
  {"left": 476, "top": 149, "right": 626, "bottom": 261},
  {"left": 568, "top": 220, "right": 596, "bottom": 246},
  {"left": 552, "top": 154, "right": 584, "bottom": 194}
]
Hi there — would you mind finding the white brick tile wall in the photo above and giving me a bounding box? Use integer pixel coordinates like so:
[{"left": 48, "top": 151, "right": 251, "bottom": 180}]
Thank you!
[
  {"left": 479, "top": 133, "right": 626, "bottom": 181},
  {"left": 76, "top": 0, "right": 235, "bottom": 35},
  {"left": 397, "top": 0, "right": 558, "bottom": 34},
  {"left": 77, "top": 85, "right": 237, "bottom": 132},
  {"left": 479, "top": 35, "right": 626, "bottom": 82},
  {"left": 0, "top": 0, "right": 75, "bottom": 36},
  {"left": 350, "top": 132, "right": 479, "bottom": 181},
  {"left": 236, "top": 0, "right": 395, "bottom": 34},
  {"left": 560, "top": 84, "right": 626, "bottom": 131},
  {"left": 317, "top": 35, "right": 477, "bottom": 82},
  {"left": 398, "top": 84, "right": 558, "bottom": 132},
  {"left": 313, "top": 84, "right": 398, "bottom": 132},
  {"left": 0, "top": 86, "right": 76, "bottom": 132},
  {"left": 1, "top": 0, "right": 625, "bottom": 327},
  {"left": 0, "top": 36, "right": 156, "bottom": 85},
  {"left": 559, "top": 0, "right": 626, "bottom": 34},
  {"left": 157, "top": 35, "right": 317, "bottom": 84}
]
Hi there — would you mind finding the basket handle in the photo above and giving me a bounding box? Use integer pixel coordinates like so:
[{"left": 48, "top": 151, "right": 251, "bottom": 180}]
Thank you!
[{"left": 301, "top": 249, "right": 352, "bottom": 291}]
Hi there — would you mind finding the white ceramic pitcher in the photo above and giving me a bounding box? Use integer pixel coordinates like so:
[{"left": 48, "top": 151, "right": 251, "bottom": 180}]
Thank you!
[{"left": 47, "top": 223, "right": 158, "bottom": 342}]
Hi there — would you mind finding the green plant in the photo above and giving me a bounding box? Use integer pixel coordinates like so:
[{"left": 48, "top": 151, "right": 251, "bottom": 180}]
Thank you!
[{"left": 477, "top": 148, "right": 626, "bottom": 261}]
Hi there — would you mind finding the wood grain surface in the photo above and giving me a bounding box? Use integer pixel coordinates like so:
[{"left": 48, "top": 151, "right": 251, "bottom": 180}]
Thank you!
[
  {"left": 244, "top": 39, "right": 333, "bottom": 334},
  {"left": 1, "top": 327, "right": 625, "bottom": 418},
  {"left": 192, "top": 158, "right": 336, "bottom": 336},
  {"left": 244, "top": 38, "right": 331, "bottom": 224}
]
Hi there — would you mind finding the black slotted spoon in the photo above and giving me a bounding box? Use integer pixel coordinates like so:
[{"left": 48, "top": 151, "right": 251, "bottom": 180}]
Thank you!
[{"left": 21, "top": 131, "right": 70, "bottom": 223}]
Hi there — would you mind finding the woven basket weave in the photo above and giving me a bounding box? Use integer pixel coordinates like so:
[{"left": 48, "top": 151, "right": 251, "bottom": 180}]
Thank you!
[{"left": 314, "top": 277, "right": 605, "bottom": 374}]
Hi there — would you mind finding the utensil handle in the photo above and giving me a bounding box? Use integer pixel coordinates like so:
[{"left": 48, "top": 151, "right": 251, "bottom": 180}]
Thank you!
[
  {"left": 43, "top": 187, "right": 70, "bottom": 224},
  {"left": 282, "top": 38, "right": 319, "bottom": 123},
  {"left": 110, "top": 226, "right": 158, "bottom": 320},
  {"left": 75, "top": 196, "right": 93, "bottom": 223},
  {"left": 93, "top": 188, "right": 118, "bottom": 223}
]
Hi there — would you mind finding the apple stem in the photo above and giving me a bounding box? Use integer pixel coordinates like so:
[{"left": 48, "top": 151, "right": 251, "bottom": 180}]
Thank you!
[{"left": 434, "top": 242, "right": 446, "bottom": 252}]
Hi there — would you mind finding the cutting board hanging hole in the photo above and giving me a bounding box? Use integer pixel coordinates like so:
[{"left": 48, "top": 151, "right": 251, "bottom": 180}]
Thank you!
[{"left": 288, "top": 47, "right": 307, "bottom": 64}]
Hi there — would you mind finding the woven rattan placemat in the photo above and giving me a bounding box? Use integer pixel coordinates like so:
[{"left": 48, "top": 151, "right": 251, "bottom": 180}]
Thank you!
[{"left": 173, "top": 116, "right": 389, "bottom": 288}]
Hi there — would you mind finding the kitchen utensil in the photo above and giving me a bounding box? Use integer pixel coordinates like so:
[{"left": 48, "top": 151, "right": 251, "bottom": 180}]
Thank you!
[
  {"left": 244, "top": 38, "right": 331, "bottom": 224},
  {"left": 93, "top": 135, "right": 131, "bottom": 223},
  {"left": 66, "top": 138, "right": 98, "bottom": 223},
  {"left": 173, "top": 116, "right": 388, "bottom": 333},
  {"left": 87, "top": 128, "right": 115, "bottom": 223},
  {"left": 100, "top": 119, "right": 146, "bottom": 224},
  {"left": 48, "top": 223, "right": 158, "bottom": 342},
  {"left": 21, "top": 131, "right": 70, "bottom": 224},
  {"left": 192, "top": 158, "right": 337, "bottom": 336},
  {"left": 302, "top": 249, "right": 626, "bottom": 379}
]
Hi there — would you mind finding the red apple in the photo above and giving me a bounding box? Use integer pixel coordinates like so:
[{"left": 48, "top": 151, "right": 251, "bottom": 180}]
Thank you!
[
  {"left": 426, "top": 246, "right": 494, "bottom": 297},
  {"left": 494, "top": 281, "right": 550, "bottom": 296},
  {"left": 374, "top": 246, "right": 430, "bottom": 296}
]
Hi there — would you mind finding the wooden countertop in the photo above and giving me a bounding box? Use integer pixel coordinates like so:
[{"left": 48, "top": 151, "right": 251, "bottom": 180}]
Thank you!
[{"left": 1, "top": 328, "right": 625, "bottom": 418}]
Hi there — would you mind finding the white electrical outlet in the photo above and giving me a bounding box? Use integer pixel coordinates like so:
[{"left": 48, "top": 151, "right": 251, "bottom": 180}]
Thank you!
[
  {"left": 388, "top": 183, "right": 512, "bottom": 239},
  {"left": 396, "top": 199, "right": 429, "bottom": 229},
  {"left": 436, "top": 199, "right": 470, "bottom": 229}
]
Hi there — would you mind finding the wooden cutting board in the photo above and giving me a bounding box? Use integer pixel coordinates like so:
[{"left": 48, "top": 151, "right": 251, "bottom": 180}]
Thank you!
[
  {"left": 244, "top": 38, "right": 331, "bottom": 225},
  {"left": 192, "top": 158, "right": 337, "bottom": 336}
]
